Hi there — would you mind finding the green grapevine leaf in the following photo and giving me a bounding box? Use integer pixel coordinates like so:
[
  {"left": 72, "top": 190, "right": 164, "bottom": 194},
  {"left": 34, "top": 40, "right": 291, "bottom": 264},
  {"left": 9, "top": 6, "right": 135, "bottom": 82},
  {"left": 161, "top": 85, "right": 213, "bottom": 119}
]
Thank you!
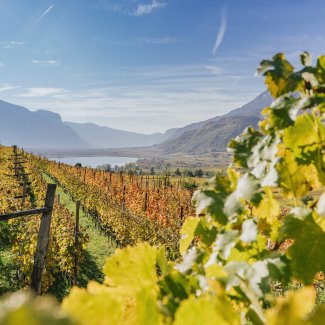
[
  {"left": 192, "top": 175, "right": 231, "bottom": 224},
  {"left": 228, "top": 127, "right": 262, "bottom": 169},
  {"left": 225, "top": 257, "right": 290, "bottom": 298},
  {"left": 257, "top": 53, "right": 303, "bottom": 98},
  {"left": 224, "top": 174, "right": 263, "bottom": 217},
  {"left": 194, "top": 218, "right": 217, "bottom": 246},
  {"left": 316, "top": 55, "right": 325, "bottom": 83},
  {"left": 300, "top": 51, "right": 312, "bottom": 67},
  {"left": 279, "top": 212, "right": 325, "bottom": 284}
]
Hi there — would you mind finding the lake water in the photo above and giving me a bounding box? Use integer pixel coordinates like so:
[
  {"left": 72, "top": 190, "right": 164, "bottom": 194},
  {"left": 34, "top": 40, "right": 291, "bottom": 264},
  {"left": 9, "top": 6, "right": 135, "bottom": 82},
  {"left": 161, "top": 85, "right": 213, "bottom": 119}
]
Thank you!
[{"left": 49, "top": 156, "right": 138, "bottom": 168}]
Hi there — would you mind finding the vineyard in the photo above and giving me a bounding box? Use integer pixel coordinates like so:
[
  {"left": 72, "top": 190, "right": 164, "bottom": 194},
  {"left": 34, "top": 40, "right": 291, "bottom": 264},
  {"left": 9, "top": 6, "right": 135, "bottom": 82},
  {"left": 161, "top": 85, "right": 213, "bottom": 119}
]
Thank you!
[
  {"left": 0, "top": 146, "right": 88, "bottom": 295},
  {"left": 0, "top": 52, "right": 325, "bottom": 324},
  {"left": 0, "top": 142, "right": 196, "bottom": 296},
  {"left": 34, "top": 155, "right": 195, "bottom": 256}
]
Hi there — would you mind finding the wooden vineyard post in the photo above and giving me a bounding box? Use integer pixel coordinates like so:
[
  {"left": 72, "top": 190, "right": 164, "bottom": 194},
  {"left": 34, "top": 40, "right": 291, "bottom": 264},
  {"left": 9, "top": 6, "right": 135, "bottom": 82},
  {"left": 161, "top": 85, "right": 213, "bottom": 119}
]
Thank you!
[
  {"left": 31, "top": 183, "right": 56, "bottom": 295},
  {"left": 122, "top": 185, "right": 126, "bottom": 210},
  {"left": 57, "top": 193, "right": 60, "bottom": 205},
  {"left": 143, "top": 192, "right": 148, "bottom": 212},
  {"left": 22, "top": 180, "right": 26, "bottom": 208},
  {"left": 13, "top": 145, "right": 18, "bottom": 178},
  {"left": 180, "top": 206, "right": 184, "bottom": 222},
  {"left": 74, "top": 200, "right": 81, "bottom": 285}
]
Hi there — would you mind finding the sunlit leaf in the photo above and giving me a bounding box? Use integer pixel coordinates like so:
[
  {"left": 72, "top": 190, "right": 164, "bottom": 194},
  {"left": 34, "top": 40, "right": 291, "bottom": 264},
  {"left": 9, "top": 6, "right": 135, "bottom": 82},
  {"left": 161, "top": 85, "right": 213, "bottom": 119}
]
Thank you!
[
  {"left": 174, "top": 296, "right": 240, "bottom": 325},
  {"left": 257, "top": 53, "right": 303, "bottom": 98},
  {"left": 279, "top": 212, "right": 325, "bottom": 284},
  {"left": 0, "top": 291, "right": 71, "bottom": 325},
  {"left": 266, "top": 286, "right": 316, "bottom": 325},
  {"left": 180, "top": 217, "right": 200, "bottom": 255},
  {"left": 103, "top": 243, "right": 157, "bottom": 291}
]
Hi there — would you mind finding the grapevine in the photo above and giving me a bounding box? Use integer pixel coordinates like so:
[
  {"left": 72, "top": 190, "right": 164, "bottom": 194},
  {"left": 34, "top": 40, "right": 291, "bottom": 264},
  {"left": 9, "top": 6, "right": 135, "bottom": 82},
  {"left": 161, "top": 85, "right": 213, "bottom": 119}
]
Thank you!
[
  {"left": 0, "top": 52, "right": 325, "bottom": 324},
  {"left": 0, "top": 146, "right": 88, "bottom": 293},
  {"left": 33, "top": 157, "right": 195, "bottom": 257}
]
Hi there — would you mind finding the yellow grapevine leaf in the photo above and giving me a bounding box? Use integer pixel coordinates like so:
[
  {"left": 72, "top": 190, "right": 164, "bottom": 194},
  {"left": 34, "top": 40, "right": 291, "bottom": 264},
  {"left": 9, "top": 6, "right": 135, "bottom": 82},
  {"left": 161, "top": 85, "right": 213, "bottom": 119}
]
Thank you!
[
  {"left": 103, "top": 243, "right": 157, "bottom": 292},
  {"left": 266, "top": 286, "right": 316, "bottom": 325},
  {"left": 180, "top": 217, "right": 200, "bottom": 255},
  {"left": 174, "top": 296, "right": 240, "bottom": 325}
]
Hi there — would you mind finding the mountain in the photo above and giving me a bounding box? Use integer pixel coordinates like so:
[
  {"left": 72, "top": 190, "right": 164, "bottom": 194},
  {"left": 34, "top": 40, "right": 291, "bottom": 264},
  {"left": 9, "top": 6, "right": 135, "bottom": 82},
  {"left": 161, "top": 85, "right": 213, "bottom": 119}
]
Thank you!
[
  {"left": 159, "top": 116, "right": 260, "bottom": 154},
  {"left": 0, "top": 100, "right": 89, "bottom": 149},
  {"left": 65, "top": 122, "right": 165, "bottom": 148},
  {"left": 0, "top": 91, "right": 272, "bottom": 152},
  {"left": 225, "top": 91, "right": 272, "bottom": 118},
  {"left": 158, "top": 91, "right": 272, "bottom": 154},
  {"left": 163, "top": 91, "right": 272, "bottom": 141}
]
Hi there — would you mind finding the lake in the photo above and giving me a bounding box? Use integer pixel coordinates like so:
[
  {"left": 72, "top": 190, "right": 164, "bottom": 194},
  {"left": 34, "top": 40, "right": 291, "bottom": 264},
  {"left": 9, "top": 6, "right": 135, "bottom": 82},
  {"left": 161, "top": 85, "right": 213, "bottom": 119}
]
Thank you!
[{"left": 49, "top": 156, "right": 138, "bottom": 168}]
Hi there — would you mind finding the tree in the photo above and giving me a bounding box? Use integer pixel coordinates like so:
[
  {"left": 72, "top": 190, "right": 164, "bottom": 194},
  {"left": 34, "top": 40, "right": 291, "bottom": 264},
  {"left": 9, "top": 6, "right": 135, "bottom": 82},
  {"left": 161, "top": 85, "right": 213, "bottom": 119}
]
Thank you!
[
  {"left": 194, "top": 169, "right": 203, "bottom": 177},
  {"left": 175, "top": 168, "right": 182, "bottom": 176}
]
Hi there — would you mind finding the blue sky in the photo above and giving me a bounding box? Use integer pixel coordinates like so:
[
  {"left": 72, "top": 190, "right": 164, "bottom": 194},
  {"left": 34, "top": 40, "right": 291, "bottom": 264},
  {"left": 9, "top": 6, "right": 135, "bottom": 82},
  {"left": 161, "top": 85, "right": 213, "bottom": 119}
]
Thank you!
[{"left": 0, "top": 0, "right": 324, "bottom": 133}]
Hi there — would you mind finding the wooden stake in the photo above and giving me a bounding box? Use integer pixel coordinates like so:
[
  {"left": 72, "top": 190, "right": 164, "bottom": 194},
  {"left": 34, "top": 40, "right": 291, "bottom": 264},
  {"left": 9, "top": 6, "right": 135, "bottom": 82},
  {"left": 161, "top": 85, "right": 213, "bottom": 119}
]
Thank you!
[
  {"left": 30, "top": 184, "right": 56, "bottom": 295},
  {"left": 22, "top": 180, "right": 26, "bottom": 208},
  {"left": 143, "top": 192, "right": 148, "bottom": 211},
  {"left": 74, "top": 200, "right": 81, "bottom": 284}
]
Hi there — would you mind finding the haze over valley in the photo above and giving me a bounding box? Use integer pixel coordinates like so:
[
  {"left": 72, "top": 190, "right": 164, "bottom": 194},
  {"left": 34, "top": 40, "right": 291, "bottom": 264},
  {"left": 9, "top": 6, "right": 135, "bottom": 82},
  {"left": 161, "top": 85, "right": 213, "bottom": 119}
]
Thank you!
[{"left": 0, "top": 91, "right": 272, "bottom": 161}]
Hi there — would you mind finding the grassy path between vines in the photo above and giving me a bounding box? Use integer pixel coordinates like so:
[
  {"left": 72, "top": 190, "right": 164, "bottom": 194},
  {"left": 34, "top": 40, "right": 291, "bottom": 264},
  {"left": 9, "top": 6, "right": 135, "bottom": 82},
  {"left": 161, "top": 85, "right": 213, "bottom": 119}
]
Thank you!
[{"left": 42, "top": 173, "right": 117, "bottom": 298}]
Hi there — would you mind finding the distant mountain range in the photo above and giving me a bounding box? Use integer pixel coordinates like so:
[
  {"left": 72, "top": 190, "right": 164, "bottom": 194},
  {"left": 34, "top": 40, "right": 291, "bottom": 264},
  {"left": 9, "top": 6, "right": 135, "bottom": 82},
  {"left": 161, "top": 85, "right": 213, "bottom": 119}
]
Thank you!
[
  {"left": 65, "top": 122, "right": 165, "bottom": 148},
  {"left": 0, "top": 100, "right": 88, "bottom": 149},
  {"left": 0, "top": 100, "right": 165, "bottom": 149},
  {"left": 158, "top": 91, "right": 272, "bottom": 154},
  {"left": 159, "top": 116, "right": 260, "bottom": 154},
  {"left": 0, "top": 91, "right": 272, "bottom": 153}
]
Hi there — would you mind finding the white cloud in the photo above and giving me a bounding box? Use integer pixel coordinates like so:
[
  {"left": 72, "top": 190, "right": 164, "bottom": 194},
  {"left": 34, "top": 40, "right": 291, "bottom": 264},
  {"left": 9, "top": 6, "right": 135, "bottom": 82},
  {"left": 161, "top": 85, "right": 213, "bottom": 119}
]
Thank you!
[
  {"left": 8, "top": 64, "right": 262, "bottom": 133},
  {"left": 17, "top": 88, "right": 65, "bottom": 98},
  {"left": 213, "top": 6, "right": 227, "bottom": 56},
  {"left": 32, "top": 60, "right": 60, "bottom": 66},
  {"left": 0, "top": 83, "right": 19, "bottom": 92},
  {"left": 96, "top": 0, "right": 166, "bottom": 16},
  {"left": 0, "top": 41, "right": 25, "bottom": 49},
  {"left": 133, "top": 1, "right": 166, "bottom": 16},
  {"left": 0, "top": 61, "right": 265, "bottom": 133},
  {"left": 205, "top": 65, "right": 223, "bottom": 75}
]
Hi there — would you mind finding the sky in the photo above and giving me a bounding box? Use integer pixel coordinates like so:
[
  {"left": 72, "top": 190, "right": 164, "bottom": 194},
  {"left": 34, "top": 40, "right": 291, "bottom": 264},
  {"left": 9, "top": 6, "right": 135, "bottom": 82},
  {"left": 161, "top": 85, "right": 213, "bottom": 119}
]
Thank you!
[{"left": 0, "top": 0, "right": 325, "bottom": 134}]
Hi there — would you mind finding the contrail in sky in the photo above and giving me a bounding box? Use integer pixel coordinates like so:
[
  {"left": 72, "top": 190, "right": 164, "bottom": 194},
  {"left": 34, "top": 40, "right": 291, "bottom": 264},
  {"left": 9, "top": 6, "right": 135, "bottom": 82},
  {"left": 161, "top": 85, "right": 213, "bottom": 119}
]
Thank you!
[
  {"left": 212, "top": 6, "right": 227, "bottom": 56},
  {"left": 33, "top": 5, "right": 54, "bottom": 26}
]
